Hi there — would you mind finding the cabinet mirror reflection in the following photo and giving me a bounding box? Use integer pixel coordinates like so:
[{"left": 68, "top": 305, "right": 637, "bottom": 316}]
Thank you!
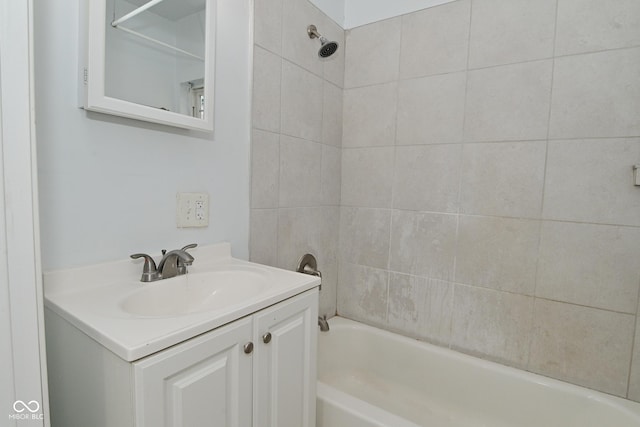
[
  {"left": 82, "top": 0, "right": 214, "bottom": 131},
  {"left": 107, "top": 0, "right": 206, "bottom": 118}
]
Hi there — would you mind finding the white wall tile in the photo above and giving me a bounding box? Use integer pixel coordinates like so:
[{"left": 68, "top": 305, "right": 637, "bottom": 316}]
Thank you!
[
  {"left": 342, "top": 82, "right": 397, "bottom": 148},
  {"left": 536, "top": 221, "right": 640, "bottom": 314},
  {"left": 549, "top": 47, "right": 640, "bottom": 139},
  {"left": 628, "top": 316, "right": 640, "bottom": 402},
  {"left": 344, "top": 17, "right": 402, "bottom": 88},
  {"left": 281, "top": 60, "right": 324, "bottom": 141},
  {"left": 555, "top": 0, "right": 640, "bottom": 56},
  {"left": 396, "top": 72, "right": 466, "bottom": 145},
  {"left": 543, "top": 139, "right": 640, "bottom": 226},
  {"left": 393, "top": 144, "right": 462, "bottom": 213},
  {"left": 399, "top": 0, "right": 470, "bottom": 79},
  {"left": 276, "top": 207, "right": 327, "bottom": 270},
  {"left": 250, "top": 208, "right": 279, "bottom": 266},
  {"left": 251, "top": 1, "right": 342, "bottom": 328},
  {"left": 321, "top": 144, "right": 341, "bottom": 206},
  {"left": 529, "top": 299, "right": 635, "bottom": 397},
  {"left": 451, "top": 285, "right": 533, "bottom": 368},
  {"left": 279, "top": 135, "right": 322, "bottom": 207},
  {"left": 315, "top": 206, "right": 340, "bottom": 317},
  {"left": 388, "top": 273, "right": 453, "bottom": 346},
  {"left": 339, "top": 206, "right": 391, "bottom": 269},
  {"left": 389, "top": 211, "right": 457, "bottom": 280},
  {"left": 319, "top": 257, "right": 338, "bottom": 317},
  {"left": 322, "top": 82, "right": 343, "bottom": 147},
  {"left": 251, "top": 129, "right": 280, "bottom": 208},
  {"left": 322, "top": 17, "right": 346, "bottom": 88},
  {"left": 259, "top": 0, "right": 640, "bottom": 402},
  {"left": 252, "top": 47, "right": 281, "bottom": 132},
  {"left": 317, "top": 206, "right": 341, "bottom": 263},
  {"left": 459, "top": 141, "right": 546, "bottom": 218},
  {"left": 464, "top": 60, "right": 553, "bottom": 142},
  {"left": 281, "top": 0, "right": 323, "bottom": 76},
  {"left": 341, "top": 147, "right": 395, "bottom": 208},
  {"left": 469, "top": 0, "right": 556, "bottom": 69},
  {"left": 276, "top": 206, "right": 339, "bottom": 316},
  {"left": 456, "top": 216, "right": 540, "bottom": 295},
  {"left": 254, "top": 0, "right": 283, "bottom": 54},
  {"left": 337, "top": 262, "right": 389, "bottom": 326}
]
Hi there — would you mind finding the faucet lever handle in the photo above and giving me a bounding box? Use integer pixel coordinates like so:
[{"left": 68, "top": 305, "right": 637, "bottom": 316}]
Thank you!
[
  {"left": 181, "top": 243, "right": 198, "bottom": 251},
  {"left": 130, "top": 253, "right": 160, "bottom": 282}
]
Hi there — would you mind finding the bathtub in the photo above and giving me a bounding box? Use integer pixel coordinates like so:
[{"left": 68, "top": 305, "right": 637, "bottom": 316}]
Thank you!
[{"left": 316, "top": 317, "right": 640, "bottom": 427}]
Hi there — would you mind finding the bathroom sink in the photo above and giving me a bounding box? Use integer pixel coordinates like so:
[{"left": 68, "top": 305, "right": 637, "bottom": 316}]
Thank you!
[
  {"left": 120, "top": 270, "right": 269, "bottom": 317},
  {"left": 44, "top": 243, "right": 321, "bottom": 360}
]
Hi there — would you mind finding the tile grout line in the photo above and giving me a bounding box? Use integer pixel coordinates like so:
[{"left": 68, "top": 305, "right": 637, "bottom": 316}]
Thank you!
[
  {"left": 527, "top": 0, "right": 561, "bottom": 371},
  {"left": 274, "top": 0, "right": 285, "bottom": 269},
  {"left": 626, "top": 270, "right": 640, "bottom": 398},
  {"left": 447, "top": 0, "right": 475, "bottom": 349},
  {"left": 336, "top": 202, "right": 640, "bottom": 230},
  {"left": 537, "top": 2, "right": 555, "bottom": 371},
  {"left": 340, "top": 135, "right": 640, "bottom": 151},
  {"left": 341, "top": 45, "right": 640, "bottom": 93},
  {"left": 362, "top": 264, "right": 640, "bottom": 317},
  {"left": 383, "top": 13, "right": 406, "bottom": 324},
  {"left": 341, "top": 41, "right": 640, "bottom": 92}
]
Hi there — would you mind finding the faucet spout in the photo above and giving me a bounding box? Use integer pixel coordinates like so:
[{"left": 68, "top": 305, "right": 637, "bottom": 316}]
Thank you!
[
  {"left": 318, "top": 315, "right": 330, "bottom": 332},
  {"left": 157, "top": 249, "right": 194, "bottom": 279},
  {"left": 131, "top": 244, "right": 197, "bottom": 282}
]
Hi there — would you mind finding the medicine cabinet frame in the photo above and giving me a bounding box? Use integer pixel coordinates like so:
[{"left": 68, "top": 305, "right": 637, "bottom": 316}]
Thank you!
[{"left": 79, "top": 0, "right": 216, "bottom": 131}]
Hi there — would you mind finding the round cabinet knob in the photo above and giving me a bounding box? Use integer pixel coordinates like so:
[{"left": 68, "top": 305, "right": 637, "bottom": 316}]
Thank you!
[
  {"left": 244, "top": 342, "right": 254, "bottom": 354},
  {"left": 262, "top": 332, "right": 272, "bottom": 344}
]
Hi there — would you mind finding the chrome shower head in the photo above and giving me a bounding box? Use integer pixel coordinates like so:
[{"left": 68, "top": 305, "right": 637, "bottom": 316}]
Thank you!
[{"left": 307, "top": 24, "right": 339, "bottom": 58}]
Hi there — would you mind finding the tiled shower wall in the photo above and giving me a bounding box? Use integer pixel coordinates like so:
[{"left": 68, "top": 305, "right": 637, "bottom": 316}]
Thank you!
[
  {"left": 338, "top": 0, "right": 640, "bottom": 400},
  {"left": 250, "top": 0, "right": 344, "bottom": 317}
]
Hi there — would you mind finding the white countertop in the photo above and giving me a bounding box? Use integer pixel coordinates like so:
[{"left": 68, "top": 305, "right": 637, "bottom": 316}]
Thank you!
[{"left": 44, "top": 243, "right": 320, "bottom": 361}]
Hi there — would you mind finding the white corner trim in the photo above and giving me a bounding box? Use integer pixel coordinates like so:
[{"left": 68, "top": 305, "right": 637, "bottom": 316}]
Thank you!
[{"left": 0, "top": 0, "right": 49, "bottom": 425}]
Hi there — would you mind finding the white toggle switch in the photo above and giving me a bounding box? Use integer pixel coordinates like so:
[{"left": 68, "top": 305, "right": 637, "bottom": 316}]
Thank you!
[
  {"left": 177, "top": 192, "right": 209, "bottom": 227},
  {"left": 634, "top": 165, "right": 640, "bottom": 186}
]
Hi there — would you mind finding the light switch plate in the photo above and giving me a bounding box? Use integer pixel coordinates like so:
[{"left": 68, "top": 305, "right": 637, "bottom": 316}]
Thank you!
[{"left": 177, "top": 193, "right": 209, "bottom": 227}]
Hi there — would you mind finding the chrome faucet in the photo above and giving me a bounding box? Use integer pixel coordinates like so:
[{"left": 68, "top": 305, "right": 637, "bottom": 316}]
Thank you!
[
  {"left": 130, "top": 243, "right": 197, "bottom": 282},
  {"left": 318, "top": 315, "right": 330, "bottom": 332}
]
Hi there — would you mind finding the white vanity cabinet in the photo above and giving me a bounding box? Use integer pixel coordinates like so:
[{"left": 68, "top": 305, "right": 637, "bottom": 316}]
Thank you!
[
  {"left": 133, "top": 317, "right": 253, "bottom": 427},
  {"left": 253, "top": 290, "right": 318, "bottom": 427},
  {"left": 46, "top": 288, "right": 318, "bottom": 427}
]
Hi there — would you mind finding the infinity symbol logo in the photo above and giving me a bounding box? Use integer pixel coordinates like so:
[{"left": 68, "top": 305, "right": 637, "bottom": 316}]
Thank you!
[{"left": 13, "top": 400, "right": 40, "bottom": 413}]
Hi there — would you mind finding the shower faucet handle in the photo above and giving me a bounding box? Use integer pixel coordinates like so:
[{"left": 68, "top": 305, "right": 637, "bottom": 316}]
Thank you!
[{"left": 296, "top": 253, "right": 322, "bottom": 290}]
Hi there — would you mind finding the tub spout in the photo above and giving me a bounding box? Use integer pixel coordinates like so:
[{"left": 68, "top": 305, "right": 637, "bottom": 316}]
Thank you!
[{"left": 318, "top": 315, "right": 330, "bottom": 332}]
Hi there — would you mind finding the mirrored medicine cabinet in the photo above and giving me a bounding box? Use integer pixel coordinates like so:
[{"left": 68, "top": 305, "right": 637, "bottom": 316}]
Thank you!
[{"left": 79, "top": 0, "right": 215, "bottom": 131}]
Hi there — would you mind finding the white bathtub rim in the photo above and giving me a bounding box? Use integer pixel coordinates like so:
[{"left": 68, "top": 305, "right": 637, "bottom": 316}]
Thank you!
[
  {"left": 317, "top": 382, "right": 422, "bottom": 427},
  {"left": 323, "top": 316, "right": 640, "bottom": 419}
]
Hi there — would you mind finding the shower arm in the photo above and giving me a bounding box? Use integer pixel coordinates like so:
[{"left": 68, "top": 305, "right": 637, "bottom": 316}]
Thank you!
[{"left": 307, "top": 24, "right": 321, "bottom": 40}]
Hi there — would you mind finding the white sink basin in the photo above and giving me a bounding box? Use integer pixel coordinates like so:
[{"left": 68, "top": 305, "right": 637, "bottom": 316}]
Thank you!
[
  {"left": 120, "top": 270, "right": 269, "bottom": 317},
  {"left": 44, "top": 243, "right": 321, "bottom": 361}
]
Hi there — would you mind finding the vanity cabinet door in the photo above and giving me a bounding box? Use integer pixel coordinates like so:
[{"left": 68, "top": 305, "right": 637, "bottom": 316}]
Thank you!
[
  {"left": 253, "top": 289, "right": 318, "bottom": 427},
  {"left": 134, "top": 317, "right": 253, "bottom": 427}
]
